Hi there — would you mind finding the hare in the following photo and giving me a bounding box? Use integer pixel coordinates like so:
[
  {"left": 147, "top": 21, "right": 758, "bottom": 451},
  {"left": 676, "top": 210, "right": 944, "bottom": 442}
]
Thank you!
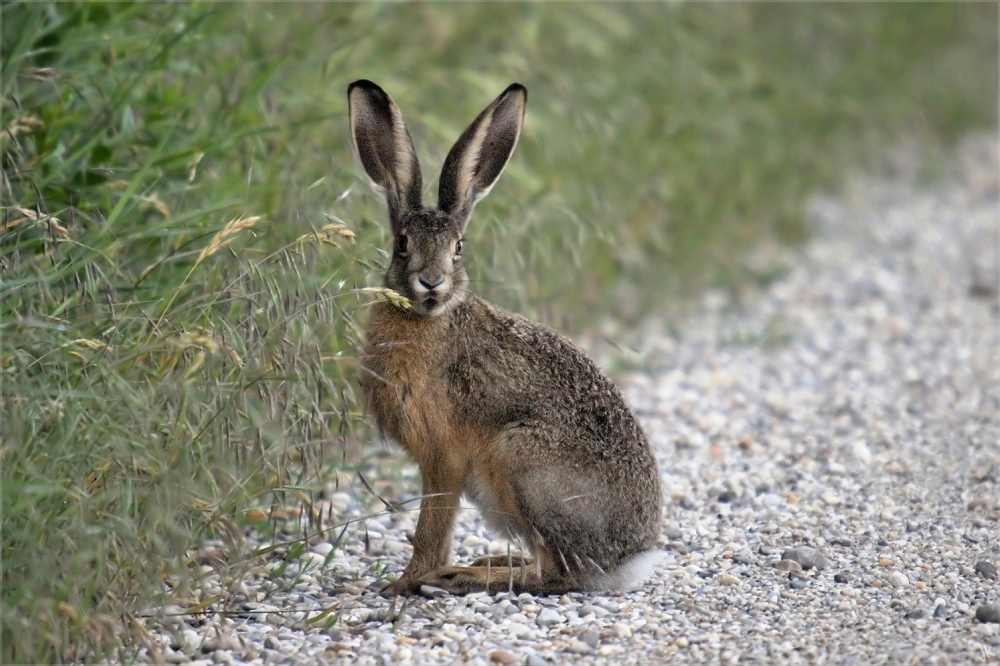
[{"left": 349, "top": 79, "right": 663, "bottom": 596}]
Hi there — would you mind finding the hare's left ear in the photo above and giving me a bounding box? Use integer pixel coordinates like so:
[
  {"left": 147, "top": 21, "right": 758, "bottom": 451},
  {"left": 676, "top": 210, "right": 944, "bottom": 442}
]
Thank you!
[
  {"left": 438, "top": 83, "right": 526, "bottom": 231},
  {"left": 348, "top": 79, "right": 423, "bottom": 235}
]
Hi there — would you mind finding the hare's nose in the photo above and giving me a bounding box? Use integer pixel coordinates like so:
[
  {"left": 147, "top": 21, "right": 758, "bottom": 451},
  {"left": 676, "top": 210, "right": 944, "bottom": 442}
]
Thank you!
[{"left": 419, "top": 276, "right": 444, "bottom": 290}]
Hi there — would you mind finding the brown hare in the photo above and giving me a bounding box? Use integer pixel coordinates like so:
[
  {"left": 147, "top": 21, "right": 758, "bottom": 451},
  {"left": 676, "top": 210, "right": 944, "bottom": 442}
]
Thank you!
[{"left": 349, "top": 80, "right": 663, "bottom": 596}]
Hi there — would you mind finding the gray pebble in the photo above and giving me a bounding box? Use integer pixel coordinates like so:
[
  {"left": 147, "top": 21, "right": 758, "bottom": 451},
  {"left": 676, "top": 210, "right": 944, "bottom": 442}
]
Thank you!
[
  {"left": 975, "top": 604, "right": 1000, "bottom": 624},
  {"left": 834, "top": 573, "right": 850, "bottom": 584},
  {"left": 781, "top": 546, "right": 829, "bottom": 571},
  {"left": 580, "top": 604, "right": 610, "bottom": 618},
  {"left": 598, "top": 600, "right": 621, "bottom": 613},
  {"left": 974, "top": 561, "right": 997, "bottom": 580},
  {"left": 418, "top": 585, "right": 448, "bottom": 599},
  {"left": 774, "top": 559, "right": 804, "bottom": 574},
  {"left": 536, "top": 607, "right": 564, "bottom": 626},
  {"left": 581, "top": 628, "right": 601, "bottom": 648}
]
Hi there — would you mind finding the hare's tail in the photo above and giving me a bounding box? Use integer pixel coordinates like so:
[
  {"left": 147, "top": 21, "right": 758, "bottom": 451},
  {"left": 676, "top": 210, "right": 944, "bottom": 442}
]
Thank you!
[{"left": 588, "top": 549, "right": 670, "bottom": 592}]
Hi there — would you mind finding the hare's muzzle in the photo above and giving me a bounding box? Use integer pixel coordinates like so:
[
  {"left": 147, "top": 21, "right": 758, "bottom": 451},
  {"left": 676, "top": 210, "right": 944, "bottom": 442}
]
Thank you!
[{"left": 411, "top": 273, "right": 453, "bottom": 315}]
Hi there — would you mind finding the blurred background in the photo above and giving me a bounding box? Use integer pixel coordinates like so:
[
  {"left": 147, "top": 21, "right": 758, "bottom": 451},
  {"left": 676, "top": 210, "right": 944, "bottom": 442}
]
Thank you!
[{"left": 2, "top": 2, "right": 996, "bottom": 661}]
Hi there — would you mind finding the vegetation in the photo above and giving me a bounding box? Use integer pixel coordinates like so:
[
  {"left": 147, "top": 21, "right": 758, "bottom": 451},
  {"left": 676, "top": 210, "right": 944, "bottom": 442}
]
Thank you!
[{"left": 2, "top": 2, "right": 996, "bottom": 661}]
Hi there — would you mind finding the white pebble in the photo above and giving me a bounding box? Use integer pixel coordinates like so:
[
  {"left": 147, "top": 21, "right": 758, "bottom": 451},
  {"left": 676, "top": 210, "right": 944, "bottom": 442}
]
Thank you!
[
  {"left": 312, "top": 542, "right": 334, "bottom": 557},
  {"left": 612, "top": 622, "right": 633, "bottom": 639},
  {"left": 888, "top": 571, "right": 909, "bottom": 588}
]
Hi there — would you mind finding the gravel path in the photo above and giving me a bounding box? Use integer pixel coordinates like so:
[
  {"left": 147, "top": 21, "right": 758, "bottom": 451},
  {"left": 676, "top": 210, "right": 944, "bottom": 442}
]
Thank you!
[{"left": 132, "top": 135, "right": 998, "bottom": 665}]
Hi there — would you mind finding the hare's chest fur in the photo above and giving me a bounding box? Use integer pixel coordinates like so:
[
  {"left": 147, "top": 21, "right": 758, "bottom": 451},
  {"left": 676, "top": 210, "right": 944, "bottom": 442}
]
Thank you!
[{"left": 361, "top": 303, "right": 460, "bottom": 459}]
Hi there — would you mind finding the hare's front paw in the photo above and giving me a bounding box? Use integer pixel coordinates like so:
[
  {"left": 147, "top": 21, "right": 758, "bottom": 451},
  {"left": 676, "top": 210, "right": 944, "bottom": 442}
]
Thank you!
[
  {"left": 378, "top": 576, "right": 420, "bottom": 597},
  {"left": 414, "top": 565, "right": 478, "bottom": 594}
]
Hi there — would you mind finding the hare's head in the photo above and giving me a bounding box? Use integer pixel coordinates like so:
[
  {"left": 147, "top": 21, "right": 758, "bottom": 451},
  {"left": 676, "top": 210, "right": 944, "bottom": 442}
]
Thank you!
[{"left": 348, "top": 80, "right": 526, "bottom": 316}]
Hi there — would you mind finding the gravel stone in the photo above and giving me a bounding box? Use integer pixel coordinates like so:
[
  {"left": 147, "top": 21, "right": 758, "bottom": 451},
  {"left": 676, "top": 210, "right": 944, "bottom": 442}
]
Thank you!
[
  {"left": 507, "top": 622, "right": 532, "bottom": 638},
  {"left": 781, "top": 547, "right": 829, "bottom": 571},
  {"left": 679, "top": 495, "right": 698, "bottom": 510},
  {"left": 774, "top": 559, "right": 804, "bottom": 574},
  {"left": 130, "top": 135, "right": 999, "bottom": 666},
  {"left": 888, "top": 571, "right": 909, "bottom": 588},
  {"left": 202, "top": 633, "right": 241, "bottom": 653},
  {"left": 612, "top": 622, "right": 633, "bottom": 639},
  {"left": 535, "top": 607, "right": 564, "bottom": 627},
  {"left": 580, "top": 604, "right": 610, "bottom": 618},
  {"left": 177, "top": 629, "right": 202, "bottom": 652},
  {"left": 312, "top": 542, "right": 334, "bottom": 557},
  {"left": 974, "top": 561, "right": 998, "bottom": 580},
  {"left": 976, "top": 604, "right": 1000, "bottom": 624}
]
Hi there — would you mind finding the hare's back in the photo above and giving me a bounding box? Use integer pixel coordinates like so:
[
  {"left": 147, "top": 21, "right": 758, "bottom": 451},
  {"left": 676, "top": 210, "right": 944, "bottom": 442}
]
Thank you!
[{"left": 447, "top": 298, "right": 651, "bottom": 462}]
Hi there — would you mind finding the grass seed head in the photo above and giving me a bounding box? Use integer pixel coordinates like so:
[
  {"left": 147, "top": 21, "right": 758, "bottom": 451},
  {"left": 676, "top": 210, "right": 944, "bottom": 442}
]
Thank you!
[{"left": 196, "top": 215, "right": 260, "bottom": 265}]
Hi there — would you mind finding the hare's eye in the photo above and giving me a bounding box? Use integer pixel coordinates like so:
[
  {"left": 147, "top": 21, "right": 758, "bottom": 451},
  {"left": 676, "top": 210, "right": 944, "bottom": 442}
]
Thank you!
[
  {"left": 455, "top": 239, "right": 463, "bottom": 256},
  {"left": 396, "top": 234, "right": 408, "bottom": 255}
]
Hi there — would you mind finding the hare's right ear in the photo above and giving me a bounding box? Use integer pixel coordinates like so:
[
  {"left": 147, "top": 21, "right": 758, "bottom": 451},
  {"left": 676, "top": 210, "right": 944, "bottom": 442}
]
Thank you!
[
  {"left": 438, "top": 83, "right": 526, "bottom": 231},
  {"left": 348, "top": 80, "right": 423, "bottom": 234}
]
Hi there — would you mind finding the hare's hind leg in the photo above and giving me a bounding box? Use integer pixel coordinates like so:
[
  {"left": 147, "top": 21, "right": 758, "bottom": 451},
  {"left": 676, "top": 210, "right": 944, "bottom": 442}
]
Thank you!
[
  {"left": 416, "top": 547, "right": 579, "bottom": 595},
  {"left": 414, "top": 561, "right": 571, "bottom": 596},
  {"left": 471, "top": 554, "right": 534, "bottom": 568}
]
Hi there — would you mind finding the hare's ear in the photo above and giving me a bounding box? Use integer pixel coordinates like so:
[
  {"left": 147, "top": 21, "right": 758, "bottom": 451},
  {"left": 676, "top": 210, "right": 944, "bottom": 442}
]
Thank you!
[
  {"left": 348, "top": 80, "right": 423, "bottom": 233},
  {"left": 438, "top": 83, "right": 526, "bottom": 231}
]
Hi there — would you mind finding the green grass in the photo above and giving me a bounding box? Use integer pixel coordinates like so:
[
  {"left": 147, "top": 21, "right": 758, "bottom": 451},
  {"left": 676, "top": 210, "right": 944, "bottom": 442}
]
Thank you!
[{"left": 2, "top": 2, "right": 996, "bottom": 661}]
